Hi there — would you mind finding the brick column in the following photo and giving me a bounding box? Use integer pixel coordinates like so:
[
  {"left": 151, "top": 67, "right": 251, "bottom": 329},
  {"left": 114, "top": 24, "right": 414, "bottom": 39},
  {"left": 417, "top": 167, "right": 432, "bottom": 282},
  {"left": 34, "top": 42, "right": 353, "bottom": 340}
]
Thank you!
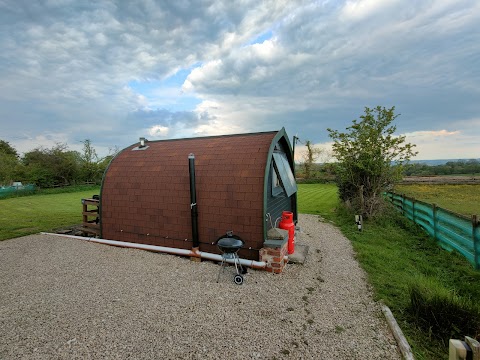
[{"left": 259, "top": 240, "right": 288, "bottom": 274}]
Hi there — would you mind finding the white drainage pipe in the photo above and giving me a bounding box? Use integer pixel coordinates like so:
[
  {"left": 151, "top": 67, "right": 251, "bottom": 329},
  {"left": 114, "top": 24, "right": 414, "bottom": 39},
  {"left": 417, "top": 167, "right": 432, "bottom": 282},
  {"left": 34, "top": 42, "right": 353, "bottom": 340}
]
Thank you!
[{"left": 41, "top": 232, "right": 267, "bottom": 269}]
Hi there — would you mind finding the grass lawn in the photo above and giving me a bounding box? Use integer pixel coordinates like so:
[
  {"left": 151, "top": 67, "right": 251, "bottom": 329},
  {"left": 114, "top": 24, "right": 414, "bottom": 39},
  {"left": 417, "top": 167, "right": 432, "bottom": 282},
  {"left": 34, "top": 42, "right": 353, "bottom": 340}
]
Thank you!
[
  {"left": 0, "top": 187, "right": 100, "bottom": 241},
  {"left": 298, "top": 183, "right": 480, "bottom": 360},
  {"left": 396, "top": 184, "right": 480, "bottom": 216},
  {"left": 297, "top": 183, "right": 339, "bottom": 215}
]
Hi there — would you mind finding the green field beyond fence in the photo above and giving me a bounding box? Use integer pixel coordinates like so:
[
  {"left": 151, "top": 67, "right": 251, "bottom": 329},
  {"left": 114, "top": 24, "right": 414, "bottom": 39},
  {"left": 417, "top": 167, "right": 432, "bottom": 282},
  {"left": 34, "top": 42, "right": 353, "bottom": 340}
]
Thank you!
[{"left": 386, "top": 192, "right": 480, "bottom": 269}]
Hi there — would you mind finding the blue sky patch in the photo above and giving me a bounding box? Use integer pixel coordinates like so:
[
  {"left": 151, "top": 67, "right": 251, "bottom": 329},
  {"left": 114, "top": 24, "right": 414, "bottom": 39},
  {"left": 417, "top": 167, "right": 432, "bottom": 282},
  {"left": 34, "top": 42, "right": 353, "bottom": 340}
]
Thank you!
[
  {"left": 128, "top": 64, "right": 202, "bottom": 112},
  {"left": 248, "top": 30, "right": 273, "bottom": 45}
]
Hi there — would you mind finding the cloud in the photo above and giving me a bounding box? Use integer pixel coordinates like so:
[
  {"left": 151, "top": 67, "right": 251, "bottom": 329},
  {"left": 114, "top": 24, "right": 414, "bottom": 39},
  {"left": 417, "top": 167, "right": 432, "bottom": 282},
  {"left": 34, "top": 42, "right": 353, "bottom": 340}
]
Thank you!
[
  {"left": 128, "top": 108, "right": 197, "bottom": 126},
  {"left": 0, "top": 0, "right": 479, "bottom": 161},
  {"left": 149, "top": 125, "right": 169, "bottom": 137},
  {"left": 183, "top": 0, "right": 480, "bottom": 144},
  {"left": 340, "top": 0, "right": 400, "bottom": 21},
  {"left": 406, "top": 130, "right": 461, "bottom": 138},
  {"left": 9, "top": 132, "right": 84, "bottom": 156},
  {"left": 126, "top": 107, "right": 217, "bottom": 140},
  {"left": 0, "top": 0, "right": 294, "bottom": 153},
  {"left": 403, "top": 124, "right": 479, "bottom": 159}
]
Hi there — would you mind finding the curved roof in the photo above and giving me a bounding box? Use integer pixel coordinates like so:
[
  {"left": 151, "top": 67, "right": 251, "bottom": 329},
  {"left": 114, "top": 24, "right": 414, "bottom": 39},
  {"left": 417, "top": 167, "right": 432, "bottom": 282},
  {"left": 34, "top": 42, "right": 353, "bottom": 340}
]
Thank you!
[{"left": 100, "top": 130, "right": 290, "bottom": 259}]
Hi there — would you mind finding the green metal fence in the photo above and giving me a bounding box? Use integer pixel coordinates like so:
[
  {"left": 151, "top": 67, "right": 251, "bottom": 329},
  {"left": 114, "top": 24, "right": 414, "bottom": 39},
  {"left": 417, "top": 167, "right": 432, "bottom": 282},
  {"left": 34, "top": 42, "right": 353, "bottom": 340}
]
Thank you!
[
  {"left": 386, "top": 192, "right": 480, "bottom": 270},
  {"left": 0, "top": 184, "right": 36, "bottom": 198}
]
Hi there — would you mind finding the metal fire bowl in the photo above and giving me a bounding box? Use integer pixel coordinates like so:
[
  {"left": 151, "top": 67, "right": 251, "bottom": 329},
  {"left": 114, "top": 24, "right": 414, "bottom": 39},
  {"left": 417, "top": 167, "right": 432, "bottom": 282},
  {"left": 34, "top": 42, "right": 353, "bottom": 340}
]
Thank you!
[{"left": 217, "top": 237, "right": 244, "bottom": 253}]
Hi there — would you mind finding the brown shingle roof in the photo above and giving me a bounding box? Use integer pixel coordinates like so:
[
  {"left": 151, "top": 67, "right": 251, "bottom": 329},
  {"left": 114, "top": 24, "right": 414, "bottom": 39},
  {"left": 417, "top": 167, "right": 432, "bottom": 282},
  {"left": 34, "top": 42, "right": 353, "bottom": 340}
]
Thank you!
[{"left": 101, "top": 131, "right": 278, "bottom": 260}]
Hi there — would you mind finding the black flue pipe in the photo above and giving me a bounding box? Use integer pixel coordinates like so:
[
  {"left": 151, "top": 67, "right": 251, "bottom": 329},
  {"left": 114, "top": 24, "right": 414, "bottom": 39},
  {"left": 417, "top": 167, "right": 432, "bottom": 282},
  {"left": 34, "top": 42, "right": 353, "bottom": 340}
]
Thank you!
[{"left": 188, "top": 153, "right": 199, "bottom": 248}]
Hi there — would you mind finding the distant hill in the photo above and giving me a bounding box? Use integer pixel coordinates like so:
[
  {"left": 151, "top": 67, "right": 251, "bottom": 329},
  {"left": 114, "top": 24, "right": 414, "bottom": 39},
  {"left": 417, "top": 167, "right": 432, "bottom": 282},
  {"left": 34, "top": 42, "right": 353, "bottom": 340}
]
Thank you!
[{"left": 410, "top": 159, "right": 480, "bottom": 166}]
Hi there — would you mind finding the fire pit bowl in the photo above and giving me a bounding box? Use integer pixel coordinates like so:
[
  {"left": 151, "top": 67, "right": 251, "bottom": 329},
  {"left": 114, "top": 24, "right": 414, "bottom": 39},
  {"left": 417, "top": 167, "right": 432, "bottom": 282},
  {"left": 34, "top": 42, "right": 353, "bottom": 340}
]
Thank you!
[{"left": 216, "top": 236, "right": 244, "bottom": 253}]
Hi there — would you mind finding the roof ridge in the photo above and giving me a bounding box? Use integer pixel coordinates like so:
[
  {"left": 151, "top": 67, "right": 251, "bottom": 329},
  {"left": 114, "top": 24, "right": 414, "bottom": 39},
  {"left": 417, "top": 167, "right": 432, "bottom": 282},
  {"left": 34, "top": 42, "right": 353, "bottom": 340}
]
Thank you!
[{"left": 137, "top": 130, "right": 279, "bottom": 145}]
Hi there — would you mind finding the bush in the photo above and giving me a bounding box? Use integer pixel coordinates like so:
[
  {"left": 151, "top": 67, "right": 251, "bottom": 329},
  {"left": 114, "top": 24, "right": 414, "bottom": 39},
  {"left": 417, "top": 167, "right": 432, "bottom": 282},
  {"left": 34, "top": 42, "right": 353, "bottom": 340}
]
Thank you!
[
  {"left": 408, "top": 276, "right": 480, "bottom": 344},
  {"left": 328, "top": 106, "right": 417, "bottom": 218}
]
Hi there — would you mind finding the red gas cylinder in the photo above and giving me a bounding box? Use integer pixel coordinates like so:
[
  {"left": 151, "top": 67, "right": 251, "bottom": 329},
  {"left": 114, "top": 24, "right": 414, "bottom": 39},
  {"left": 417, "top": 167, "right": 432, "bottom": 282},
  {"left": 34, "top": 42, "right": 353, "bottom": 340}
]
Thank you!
[{"left": 279, "top": 211, "right": 295, "bottom": 255}]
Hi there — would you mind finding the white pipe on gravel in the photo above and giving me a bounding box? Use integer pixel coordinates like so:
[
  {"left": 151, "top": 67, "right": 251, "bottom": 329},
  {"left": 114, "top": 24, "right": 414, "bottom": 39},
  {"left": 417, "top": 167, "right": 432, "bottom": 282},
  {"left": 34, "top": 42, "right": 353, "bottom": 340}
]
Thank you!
[
  {"left": 195, "top": 250, "right": 266, "bottom": 269},
  {"left": 40, "top": 232, "right": 267, "bottom": 269}
]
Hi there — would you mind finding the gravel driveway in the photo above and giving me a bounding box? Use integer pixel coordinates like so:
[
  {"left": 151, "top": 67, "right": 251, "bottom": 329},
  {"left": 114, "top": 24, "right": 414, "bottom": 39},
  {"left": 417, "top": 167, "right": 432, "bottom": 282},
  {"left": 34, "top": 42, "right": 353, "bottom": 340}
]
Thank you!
[{"left": 0, "top": 214, "right": 400, "bottom": 359}]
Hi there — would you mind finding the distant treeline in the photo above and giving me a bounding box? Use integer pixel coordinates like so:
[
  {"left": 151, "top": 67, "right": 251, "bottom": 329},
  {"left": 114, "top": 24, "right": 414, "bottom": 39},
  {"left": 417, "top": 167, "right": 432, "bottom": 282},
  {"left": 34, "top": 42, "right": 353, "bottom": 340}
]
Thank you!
[
  {"left": 3, "top": 136, "right": 478, "bottom": 188},
  {"left": 404, "top": 159, "right": 480, "bottom": 176},
  {"left": 294, "top": 159, "right": 480, "bottom": 181},
  {"left": 0, "top": 139, "right": 117, "bottom": 188}
]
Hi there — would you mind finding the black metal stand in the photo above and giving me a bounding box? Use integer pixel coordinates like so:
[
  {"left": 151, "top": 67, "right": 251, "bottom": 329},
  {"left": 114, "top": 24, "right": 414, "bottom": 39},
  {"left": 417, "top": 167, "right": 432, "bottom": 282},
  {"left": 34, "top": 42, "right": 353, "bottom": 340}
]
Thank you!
[{"left": 216, "top": 252, "right": 245, "bottom": 285}]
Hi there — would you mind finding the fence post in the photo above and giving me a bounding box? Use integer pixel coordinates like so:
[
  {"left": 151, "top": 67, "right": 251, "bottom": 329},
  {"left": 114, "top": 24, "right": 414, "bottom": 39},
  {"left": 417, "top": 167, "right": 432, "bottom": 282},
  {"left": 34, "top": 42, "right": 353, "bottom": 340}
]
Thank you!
[
  {"left": 473, "top": 215, "right": 479, "bottom": 270},
  {"left": 412, "top": 197, "right": 416, "bottom": 222},
  {"left": 433, "top": 203, "right": 437, "bottom": 240}
]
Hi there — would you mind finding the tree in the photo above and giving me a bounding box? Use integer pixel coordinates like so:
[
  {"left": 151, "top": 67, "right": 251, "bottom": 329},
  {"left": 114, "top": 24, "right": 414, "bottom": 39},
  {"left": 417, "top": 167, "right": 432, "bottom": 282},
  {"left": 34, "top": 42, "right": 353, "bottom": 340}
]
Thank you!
[
  {"left": 0, "top": 153, "right": 19, "bottom": 185},
  {"left": 80, "top": 140, "right": 118, "bottom": 184},
  {"left": 0, "top": 140, "right": 18, "bottom": 158},
  {"left": 0, "top": 140, "right": 20, "bottom": 185},
  {"left": 80, "top": 139, "right": 100, "bottom": 183},
  {"left": 22, "top": 144, "right": 81, "bottom": 187},
  {"left": 299, "top": 140, "right": 331, "bottom": 179},
  {"left": 301, "top": 141, "right": 321, "bottom": 179},
  {"left": 328, "top": 106, "right": 417, "bottom": 218}
]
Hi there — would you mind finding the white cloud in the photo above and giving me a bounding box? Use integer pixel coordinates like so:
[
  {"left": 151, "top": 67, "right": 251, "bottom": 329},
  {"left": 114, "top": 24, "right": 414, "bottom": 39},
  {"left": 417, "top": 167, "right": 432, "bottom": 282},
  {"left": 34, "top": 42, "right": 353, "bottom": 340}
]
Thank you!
[
  {"left": 12, "top": 132, "right": 77, "bottom": 155},
  {"left": 149, "top": 125, "right": 169, "bottom": 137},
  {"left": 0, "top": 0, "right": 479, "bottom": 161},
  {"left": 403, "top": 127, "right": 479, "bottom": 160},
  {"left": 406, "top": 130, "right": 461, "bottom": 138},
  {"left": 340, "top": 0, "right": 400, "bottom": 21},
  {"left": 194, "top": 120, "right": 244, "bottom": 137},
  {"left": 0, "top": 0, "right": 295, "bottom": 150}
]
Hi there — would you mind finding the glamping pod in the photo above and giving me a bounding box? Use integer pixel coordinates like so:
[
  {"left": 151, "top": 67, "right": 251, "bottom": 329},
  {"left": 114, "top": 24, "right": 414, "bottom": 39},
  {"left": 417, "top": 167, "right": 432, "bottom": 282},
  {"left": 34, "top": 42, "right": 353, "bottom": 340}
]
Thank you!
[{"left": 100, "top": 128, "right": 297, "bottom": 271}]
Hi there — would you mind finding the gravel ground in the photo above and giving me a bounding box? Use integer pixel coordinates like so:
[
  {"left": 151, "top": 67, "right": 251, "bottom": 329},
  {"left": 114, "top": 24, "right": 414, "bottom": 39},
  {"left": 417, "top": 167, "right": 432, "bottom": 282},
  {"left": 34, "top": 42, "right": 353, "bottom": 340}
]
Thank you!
[{"left": 0, "top": 214, "right": 401, "bottom": 359}]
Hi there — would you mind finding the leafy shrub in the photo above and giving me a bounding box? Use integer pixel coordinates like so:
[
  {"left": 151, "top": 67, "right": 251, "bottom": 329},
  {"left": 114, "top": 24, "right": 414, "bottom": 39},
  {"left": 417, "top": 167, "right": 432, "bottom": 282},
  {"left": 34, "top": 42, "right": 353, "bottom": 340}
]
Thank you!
[
  {"left": 328, "top": 106, "right": 417, "bottom": 218},
  {"left": 408, "top": 276, "right": 480, "bottom": 344}
]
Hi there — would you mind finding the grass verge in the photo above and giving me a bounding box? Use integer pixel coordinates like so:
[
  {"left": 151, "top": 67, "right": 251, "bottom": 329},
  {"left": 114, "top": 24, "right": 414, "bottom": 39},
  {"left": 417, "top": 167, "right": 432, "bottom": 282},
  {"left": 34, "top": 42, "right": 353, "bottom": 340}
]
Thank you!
[
  {"left": 409, "top": 276, "right": 480, "bottom": 344},
  {"left": 0, "top": 186, "right": 100, "bottom": 241},
  {"left": 298, "top": 183, "right": 480, "bottom": 360}
]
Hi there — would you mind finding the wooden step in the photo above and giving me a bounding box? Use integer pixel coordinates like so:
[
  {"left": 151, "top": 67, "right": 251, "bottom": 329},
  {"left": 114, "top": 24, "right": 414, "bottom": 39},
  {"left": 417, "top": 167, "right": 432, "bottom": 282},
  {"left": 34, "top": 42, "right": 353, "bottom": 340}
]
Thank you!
[
  {"left": 79, "top": 227, "right": 100, "bottom": 236},
  {"left": 82, "top": 222, "right": 100, "bottom": 229}
]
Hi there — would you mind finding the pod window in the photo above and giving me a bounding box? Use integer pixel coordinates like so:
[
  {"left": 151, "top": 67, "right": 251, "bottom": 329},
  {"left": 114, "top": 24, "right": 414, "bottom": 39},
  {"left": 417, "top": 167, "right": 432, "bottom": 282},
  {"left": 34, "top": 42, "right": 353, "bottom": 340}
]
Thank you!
[{"left": 272, "top": 152, "right": 297, "bottom": 197}]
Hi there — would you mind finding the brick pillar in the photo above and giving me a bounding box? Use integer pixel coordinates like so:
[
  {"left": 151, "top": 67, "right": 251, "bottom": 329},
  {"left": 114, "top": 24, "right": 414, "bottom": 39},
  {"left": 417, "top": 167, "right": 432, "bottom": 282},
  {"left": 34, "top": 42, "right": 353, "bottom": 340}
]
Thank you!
[{"left": 259, "top": 241, "right": 288, "bottom": 273}]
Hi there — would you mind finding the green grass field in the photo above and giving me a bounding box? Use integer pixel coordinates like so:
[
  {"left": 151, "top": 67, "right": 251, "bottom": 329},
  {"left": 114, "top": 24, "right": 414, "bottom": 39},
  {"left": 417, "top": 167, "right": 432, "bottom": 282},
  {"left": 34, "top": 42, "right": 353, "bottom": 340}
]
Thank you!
[
  {"left": 297, "top": 183, "right": 339, "bottom": 216},
  {"left": 0, "top": 187, "right": 100, "bottom": 241},
  {"left": 396, "top": 184, "right": 480, "bottom": 216}
]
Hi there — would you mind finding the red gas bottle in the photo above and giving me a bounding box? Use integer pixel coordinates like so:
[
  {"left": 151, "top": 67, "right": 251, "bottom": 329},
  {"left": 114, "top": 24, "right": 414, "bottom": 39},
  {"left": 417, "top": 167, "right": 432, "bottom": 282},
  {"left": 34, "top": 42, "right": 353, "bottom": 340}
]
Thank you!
[{"left": 279, "top": 211, "right": 295, "bottom": 254}]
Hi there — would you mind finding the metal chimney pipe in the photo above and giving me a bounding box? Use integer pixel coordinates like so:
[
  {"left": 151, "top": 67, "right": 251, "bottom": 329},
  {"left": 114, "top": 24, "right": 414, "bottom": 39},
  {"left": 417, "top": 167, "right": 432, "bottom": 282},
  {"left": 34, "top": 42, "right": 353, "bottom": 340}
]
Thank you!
[{"left": 188, "top": 153, "right": 199, "bottom": 248}]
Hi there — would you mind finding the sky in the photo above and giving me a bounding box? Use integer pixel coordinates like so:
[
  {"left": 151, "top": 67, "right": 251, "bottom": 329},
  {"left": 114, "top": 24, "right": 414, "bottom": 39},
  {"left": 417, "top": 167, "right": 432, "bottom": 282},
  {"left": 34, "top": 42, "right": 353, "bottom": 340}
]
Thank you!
[{"left": 0, "top": 0, "right": 479, "bottom": 160}]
